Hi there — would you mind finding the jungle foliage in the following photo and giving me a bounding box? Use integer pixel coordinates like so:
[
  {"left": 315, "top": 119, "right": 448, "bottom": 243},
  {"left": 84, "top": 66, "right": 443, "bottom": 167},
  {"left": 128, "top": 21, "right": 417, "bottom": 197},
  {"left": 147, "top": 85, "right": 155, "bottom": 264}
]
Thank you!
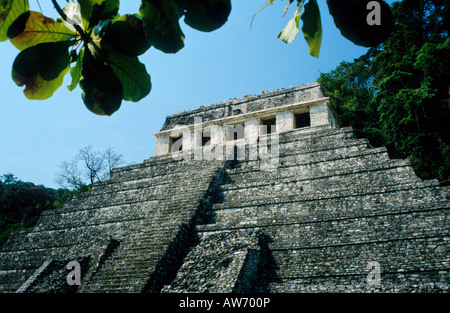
[
  {"left": 319, "top": 0, "right": 449, "bottom": 183},
  {"left": 0, "top": 173, "right": 77, "bottom": 246}
]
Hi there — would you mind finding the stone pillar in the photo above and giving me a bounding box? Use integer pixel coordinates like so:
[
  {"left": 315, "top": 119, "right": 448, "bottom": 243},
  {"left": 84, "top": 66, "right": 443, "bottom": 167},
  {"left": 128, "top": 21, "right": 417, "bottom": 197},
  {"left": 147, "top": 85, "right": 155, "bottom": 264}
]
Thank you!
[
  {"left": 210, "top": 124, "right": 225, "bottom": 146},
  {"left": 276, "top": 111, "right": 294, "bottom": 132},
  {"left": 310, "top": 101, "right": 331, "bottom": 127},
  {"left": 245, "top": 117, "right": 260, "bottom": 139},
  {"left": 155, "top": 135, "right": 169, "bottom": 156},
  {"left": 181, "top": 128, "right": 193, "bottom": 153},
  {"left": 245, "top": 117, "right": 259, "bottom": 161}
]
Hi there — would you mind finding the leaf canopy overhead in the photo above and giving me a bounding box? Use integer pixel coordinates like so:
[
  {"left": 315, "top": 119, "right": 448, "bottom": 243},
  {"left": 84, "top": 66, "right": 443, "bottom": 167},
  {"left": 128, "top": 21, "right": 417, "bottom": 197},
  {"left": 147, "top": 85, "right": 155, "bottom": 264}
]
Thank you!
[{"left": 1, "top": 0, "right": 394, "bottom": 115}]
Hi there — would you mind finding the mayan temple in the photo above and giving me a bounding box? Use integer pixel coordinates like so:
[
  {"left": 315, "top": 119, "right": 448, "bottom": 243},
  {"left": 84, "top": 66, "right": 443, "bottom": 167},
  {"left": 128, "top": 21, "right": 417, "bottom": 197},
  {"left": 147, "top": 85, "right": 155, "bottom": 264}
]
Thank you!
[{"left": 0, "top": 82, "right": 448, "bottom": 293}]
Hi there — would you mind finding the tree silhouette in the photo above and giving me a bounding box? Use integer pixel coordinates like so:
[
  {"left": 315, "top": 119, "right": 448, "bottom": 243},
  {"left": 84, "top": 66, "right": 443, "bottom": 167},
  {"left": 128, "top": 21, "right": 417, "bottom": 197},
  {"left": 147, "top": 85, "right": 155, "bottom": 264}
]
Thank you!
[{"left": 55, "top": 146, "right": 124, "bottom": 190}]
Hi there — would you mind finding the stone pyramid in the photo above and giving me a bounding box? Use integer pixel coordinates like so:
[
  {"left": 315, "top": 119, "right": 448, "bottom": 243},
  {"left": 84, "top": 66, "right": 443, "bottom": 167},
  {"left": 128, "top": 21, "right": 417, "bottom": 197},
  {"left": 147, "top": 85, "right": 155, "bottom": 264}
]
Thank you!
[{"left": 0, "top": 83, "right": 448, "bottom": 293}]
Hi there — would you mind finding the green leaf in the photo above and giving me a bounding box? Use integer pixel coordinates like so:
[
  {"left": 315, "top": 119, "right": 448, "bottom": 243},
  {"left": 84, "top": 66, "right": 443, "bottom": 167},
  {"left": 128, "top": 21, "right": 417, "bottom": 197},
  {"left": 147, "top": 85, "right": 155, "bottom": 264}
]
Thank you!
[
  {"left": 103, "top": 14, "right": 151, "bottom": 56},
  {"left": 90, "top": 0, "right": 119, "bottom": 28},
  {"left": 79, "top": 49, "right": 123, "bottom": 116},
  {"left": 78, "top": 0, "right": 93, "bottom": 24},
  {"left": 278, "top": 7, "right": 301, "bottom": 44},
  {"left": 0, "top": 0, "right": 29, "bottom": 41},
  {"left": 85, "top": 14, "right": 151, "bottom": 102},
  {"left": 8, "top": 11, "right": 76, "bottom": 51},
  {"left": 326, "top": 0, "right": 394, "bottom": 47},
  {"left": 105, "top": 46, "right": 151, "bottom": 102},
  {"left": 68, "top": 47, "right": 84, "bottom": 91},
  {"left": 62, "top": 1, "right": 83, "bottom": 33},
  {"left": 73, "top": 0, "right": 119, "bottom": 31},
  {"left": 12, "top": 40, "right": 73, "bottom": 100},
  {"left": 301, "top": 0, "right": 322, "bottom": 58},
  {"left": 140, "top": 0, "right": 184, "bottom": 54},
  {"left": 92, "top": 18, "right": 111, "bottom": 37},
  {"left": 87, "top": 19, "right": 110, "bottom": 60},
  {"left": 181, "top": 0, "right": 231, "bottom": 32},
  {"left": 6, "top": 8, "right": 27, "bottom": 38}
]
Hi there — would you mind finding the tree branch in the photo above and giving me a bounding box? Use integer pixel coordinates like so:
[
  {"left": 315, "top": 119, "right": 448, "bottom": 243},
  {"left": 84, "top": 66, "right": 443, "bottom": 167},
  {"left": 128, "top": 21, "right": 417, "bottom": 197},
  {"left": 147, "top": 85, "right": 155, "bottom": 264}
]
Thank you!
[{"left": 51, "top": 0, "right": 89, "bottom": 44}]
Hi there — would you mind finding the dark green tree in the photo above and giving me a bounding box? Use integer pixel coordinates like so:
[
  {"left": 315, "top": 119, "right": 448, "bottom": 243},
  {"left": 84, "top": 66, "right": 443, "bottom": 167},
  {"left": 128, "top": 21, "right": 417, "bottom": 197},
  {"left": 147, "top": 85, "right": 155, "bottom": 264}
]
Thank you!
[
  {"left": 319, "top": 0, "right": 449, "bottom": 182},
  {"left": 0, "top": 174, "right": 72, "bottom": 246}
]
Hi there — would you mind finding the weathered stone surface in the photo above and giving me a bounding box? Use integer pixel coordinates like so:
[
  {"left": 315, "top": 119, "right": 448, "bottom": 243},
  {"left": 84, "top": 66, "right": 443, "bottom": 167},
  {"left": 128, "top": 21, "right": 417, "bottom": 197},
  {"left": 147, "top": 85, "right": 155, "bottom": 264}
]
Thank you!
[
  {"left": 0, "top": 83, "right": 448, "bottom": 293},
  {"left": 160, "top": 83, "right": 325, "bottom": 132}
]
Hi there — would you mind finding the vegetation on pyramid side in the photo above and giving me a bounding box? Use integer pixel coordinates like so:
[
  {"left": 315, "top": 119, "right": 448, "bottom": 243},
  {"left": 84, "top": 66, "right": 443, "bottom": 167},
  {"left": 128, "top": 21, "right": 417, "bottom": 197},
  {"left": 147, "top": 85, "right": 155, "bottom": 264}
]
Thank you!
[
  {"left": 319, "top": 0, "right": 449, "bottom": 183},
  {"left": 0, "top": 146, "right": 124, "bottom": 247},
  {"left": 0, "top": 174, "right": 74, "bottom": 247}
]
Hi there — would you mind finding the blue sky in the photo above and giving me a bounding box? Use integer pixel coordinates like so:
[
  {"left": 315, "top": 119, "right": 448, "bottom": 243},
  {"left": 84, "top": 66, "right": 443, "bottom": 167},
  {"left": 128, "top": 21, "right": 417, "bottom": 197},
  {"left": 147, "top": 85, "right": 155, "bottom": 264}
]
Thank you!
[{"left": 0, "top": 0, "right": 393, "bottom": 188}]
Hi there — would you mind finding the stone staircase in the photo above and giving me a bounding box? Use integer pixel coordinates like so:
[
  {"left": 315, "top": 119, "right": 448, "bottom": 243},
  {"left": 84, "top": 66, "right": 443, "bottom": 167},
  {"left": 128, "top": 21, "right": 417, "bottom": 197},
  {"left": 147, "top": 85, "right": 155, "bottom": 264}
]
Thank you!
[
  {"left": 163, "top": 125, "right": 450, "bottom": 292},
  {"left": 0, "top": 124, "right": 448, "bottom": 293},
  {"left": 0, "top": 156, "right": 224, "bottom": 293}
]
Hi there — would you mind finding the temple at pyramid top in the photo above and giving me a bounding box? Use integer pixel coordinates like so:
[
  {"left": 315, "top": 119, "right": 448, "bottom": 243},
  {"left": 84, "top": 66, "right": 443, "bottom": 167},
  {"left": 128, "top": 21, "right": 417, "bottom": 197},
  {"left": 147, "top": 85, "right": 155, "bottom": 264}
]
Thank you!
[{"left": 153, "top": 82, "right": 339, "bottom": 157}]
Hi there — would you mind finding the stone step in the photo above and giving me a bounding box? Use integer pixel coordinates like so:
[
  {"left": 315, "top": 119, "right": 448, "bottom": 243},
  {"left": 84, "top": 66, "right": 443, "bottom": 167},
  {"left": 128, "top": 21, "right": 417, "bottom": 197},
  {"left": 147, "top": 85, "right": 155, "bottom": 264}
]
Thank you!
[
  {"left": 8, "top": 219, "right": 185, "bottom": 255},
  {"left": 207, "top": 135, "right": 370, "bottom": 167},
  {"left": 268, "top": 236, "right": 449, "bottom": 279},
  {"left": 0, "top": 219, "right": 146, "bottom": 252},
  {"left": 41, "top": 190, "right": 199, "bottom": 219},
  {"left": 0, "top": 246, "right": 76, "bottom": 270},
  {"left": 274, "top": 145, "right": 388, "bottom": 168},
  {"left": 278, "top": 125, "right": 352, "bottom": 142},
  {"left": 225, "top": 142, "right": 388, "bottom": 174},
  {"left": 264, "top": 209, "right": 448, "bottom": 249},
  {"left": 200, "top": 200, "right": 450, "bottom": 231},
  {"left": 220, "top": 171, "right": 443, "bottom": 206},
  {"left": 80, "top": 205, "right": 204, "bottom": 292},
  {"left": 87, "top": 275, "right": 149, "bottom": 292},
  {"left": 58, "top": 168, "right": 216, "bottom": 213},
  {"left": 280, "top": 137, "right": 369, "bottom": 156},
  {"left": 91, "top": 258, "right": 156, "bottom": 276},
  {"left": 85, "top": 255, "right": 159, "bottom": 292},
  {"left": 261, "top": 270, "right": 449, "bottom": 293},
  {"left": 223, "top": 156, "right": 415, "bottom": 190},
  {"left": 94, "top": 166, "right": 218, "bottom": 194},
  {"left": 0, "top": 269, "right": 35, "bottom": 293},
  {"left": 74, "top": 178, "right": 209, "bottom": 205},
  {"left": 111, "top": 156, "right": 208, "bottom": 174},
  {"left": 0, "top": 249, "right": 49, "bottom": 270},
  {"left": 209, "top": 182, "right": 445, "bottom": 221},
  {"left": 34, "top": 202, "right": 156, "bottom": 231},
  {"left": 108, "top": 159, "right": 223, "bottom": 184},
  {"left": 57, "top": 189, "right": 205, "bottom": 214},
  {"left": 162, "top": 229, "right": 260, "bottom": 293}
]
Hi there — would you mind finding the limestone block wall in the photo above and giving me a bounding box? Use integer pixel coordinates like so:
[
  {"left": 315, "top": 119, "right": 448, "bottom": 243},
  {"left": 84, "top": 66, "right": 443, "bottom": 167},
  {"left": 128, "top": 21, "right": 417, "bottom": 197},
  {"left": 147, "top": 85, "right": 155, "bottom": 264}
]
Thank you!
[
  {"left": 162, "top": 230, "right": 261, "bottom": 293},
  {"left": 275, "top": 111, "right": 293, "bottom": 133},
  {"left": 167, "top": 125, "right": 450, "bottom": 293},
  {"left": 153, "top": 83, "right": 335, "bottom": 157},
  {"left": 160, "top": 83, "right": 325, "bottom": 131},
  {"left": 310, "top": 101, "right": 337, "bottom": 127},
  {"left": 0, "top": 155, "right": 225, "bottom": 293}
]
